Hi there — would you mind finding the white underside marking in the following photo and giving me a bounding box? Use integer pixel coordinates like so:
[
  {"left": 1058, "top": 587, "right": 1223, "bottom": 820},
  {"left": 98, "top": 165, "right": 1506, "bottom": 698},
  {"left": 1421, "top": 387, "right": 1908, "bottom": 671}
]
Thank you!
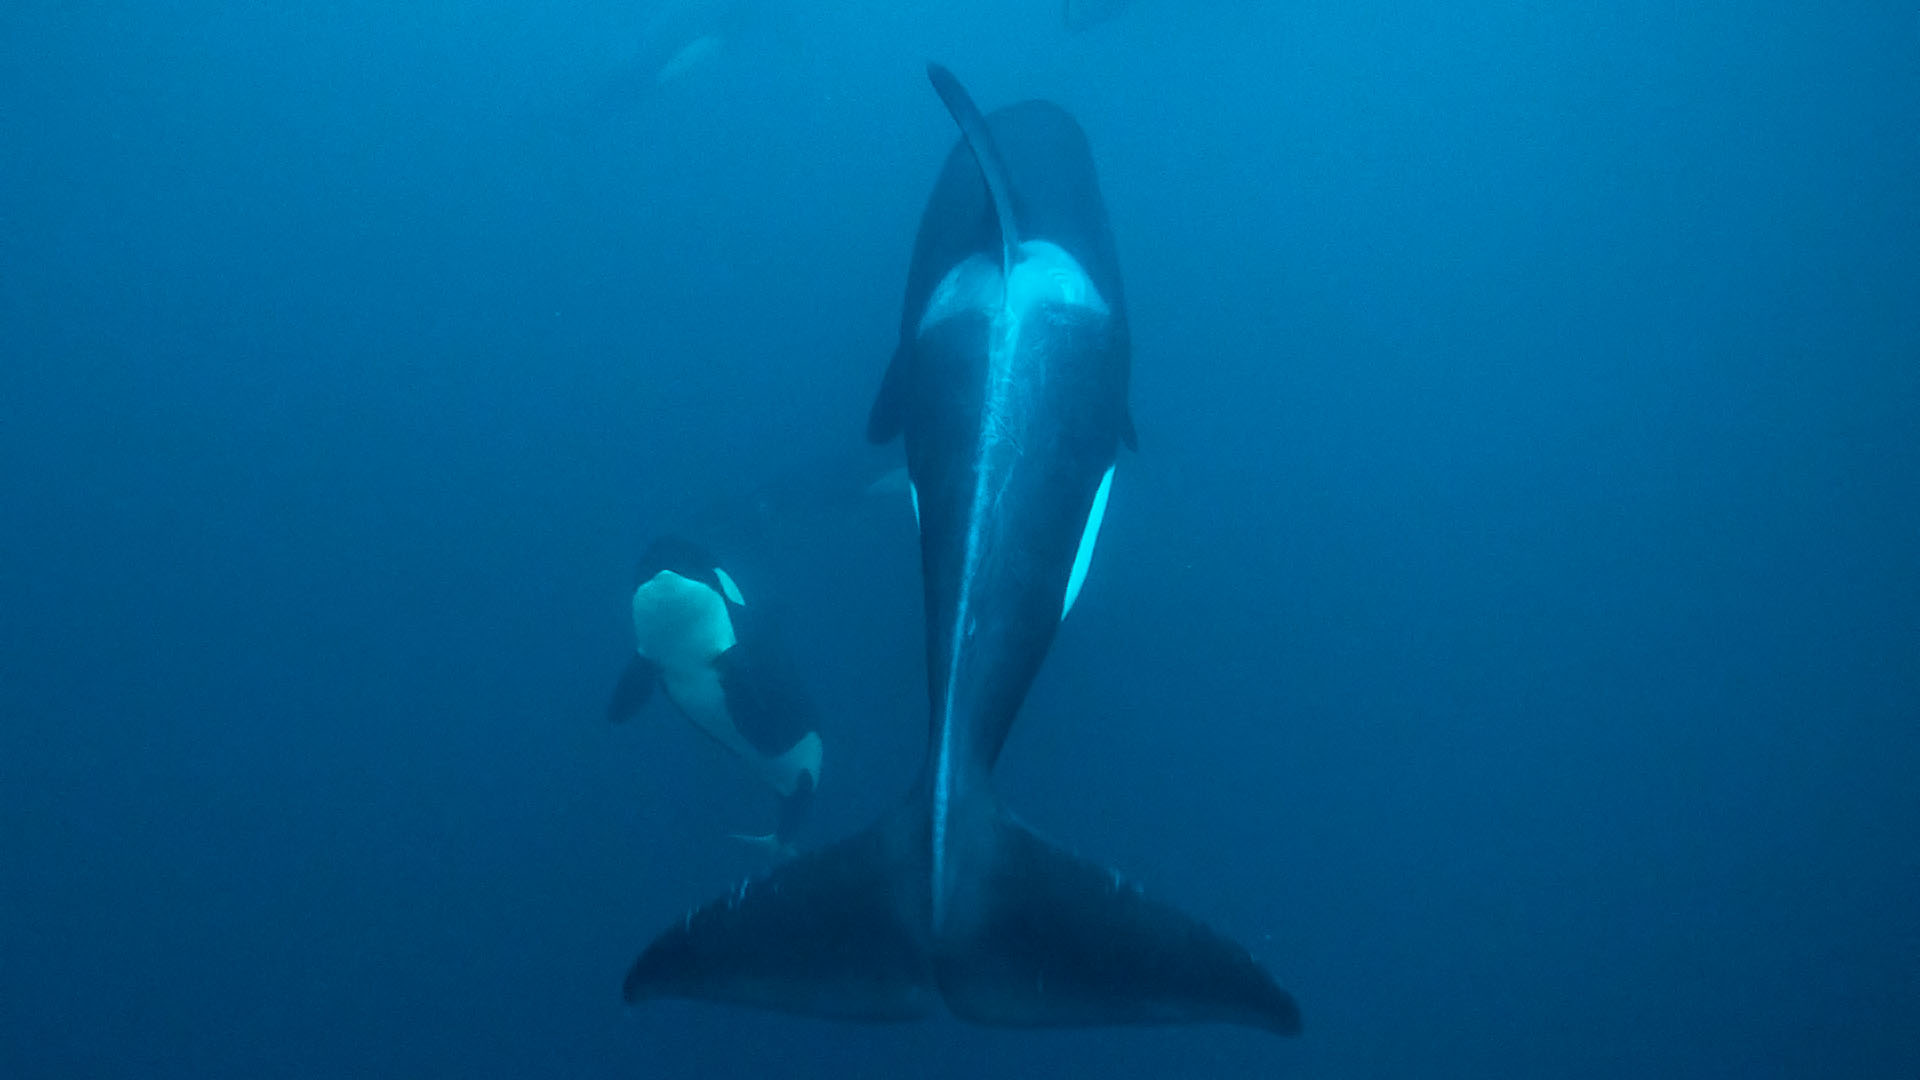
[
  {"left": 633, "top": 573, "right": 817, "bottom": 797},
  {"left": 919, "top": 241, "right": 1110, "bottom": 928},
  {"left": 1062, "top": 464, "right": 1116, "bottom": 619},
  {"left": 631, "top": 571, "right": 735, "bottom": 670},
  {"left": 632, "top": 571, "right": 779, "bottom": 784},
  {"left": 909, "top": 481, "right": 921, "bottom": 530}
]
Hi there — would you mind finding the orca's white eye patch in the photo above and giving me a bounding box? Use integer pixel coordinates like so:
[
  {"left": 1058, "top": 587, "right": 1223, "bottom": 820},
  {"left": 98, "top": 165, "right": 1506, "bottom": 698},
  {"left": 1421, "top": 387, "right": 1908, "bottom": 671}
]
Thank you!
[{"left": 713, "top": 567, "right": 746, "bottom": 606}]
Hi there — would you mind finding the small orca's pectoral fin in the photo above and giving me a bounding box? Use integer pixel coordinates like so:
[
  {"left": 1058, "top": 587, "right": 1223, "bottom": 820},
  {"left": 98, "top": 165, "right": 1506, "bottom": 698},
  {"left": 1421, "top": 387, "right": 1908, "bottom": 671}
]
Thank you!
[
  {"left": 606, "top": 655, "right": 658, "bottom": 723},
  {"left": 623, "top": 809, "right": 938, "bottom": 1022},
  {"left": 937, "top": 812, "right": 1303, "bottom": 1036}
]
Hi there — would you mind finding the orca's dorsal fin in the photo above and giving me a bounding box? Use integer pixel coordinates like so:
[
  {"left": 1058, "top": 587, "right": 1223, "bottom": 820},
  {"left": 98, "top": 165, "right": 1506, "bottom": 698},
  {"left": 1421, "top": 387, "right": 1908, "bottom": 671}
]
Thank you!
[{"left": 926, "top": 63, "right": 1020, "bottom": 275}]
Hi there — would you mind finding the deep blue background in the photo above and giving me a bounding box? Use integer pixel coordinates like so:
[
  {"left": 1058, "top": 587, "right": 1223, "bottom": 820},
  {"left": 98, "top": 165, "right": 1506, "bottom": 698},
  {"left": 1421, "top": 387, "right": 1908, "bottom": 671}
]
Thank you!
[{"left": 3, "top": 2, "right": 1917, "bottom": 1076}]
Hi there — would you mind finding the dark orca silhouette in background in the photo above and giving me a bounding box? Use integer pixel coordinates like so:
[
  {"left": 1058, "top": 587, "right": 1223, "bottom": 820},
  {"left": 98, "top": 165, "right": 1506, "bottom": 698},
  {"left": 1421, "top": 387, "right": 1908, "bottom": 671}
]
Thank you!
[
  {"left": 620, "top": 62, "right": 1302, "bottom": 1038},
  {"left": 1062, "top": 0, "right": 1140, "bottom": 32}
]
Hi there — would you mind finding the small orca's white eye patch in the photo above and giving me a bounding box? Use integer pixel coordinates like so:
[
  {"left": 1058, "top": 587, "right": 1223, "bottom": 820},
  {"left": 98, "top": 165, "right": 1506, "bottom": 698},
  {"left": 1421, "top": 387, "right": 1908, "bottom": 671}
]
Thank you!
[
  {"left": 909, "top": 482, "right": 922, "bottom": 530},
  {"left": 713, "top": 567, "right": 746, "bottom": 606}
]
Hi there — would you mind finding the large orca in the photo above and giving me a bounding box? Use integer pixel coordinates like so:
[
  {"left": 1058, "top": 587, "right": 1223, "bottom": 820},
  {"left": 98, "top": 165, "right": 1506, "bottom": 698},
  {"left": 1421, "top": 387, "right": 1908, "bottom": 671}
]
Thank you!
[{"left": 621, "top": 63, "right": 1301, "bottom": 1037}]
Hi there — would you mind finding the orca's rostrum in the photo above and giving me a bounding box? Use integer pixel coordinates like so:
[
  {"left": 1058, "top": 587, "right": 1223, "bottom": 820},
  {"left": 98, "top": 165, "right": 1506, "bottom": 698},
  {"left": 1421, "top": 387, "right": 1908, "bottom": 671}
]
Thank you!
[{"left": 621, "top": 63, "right": 1302, "bottom": 1037}]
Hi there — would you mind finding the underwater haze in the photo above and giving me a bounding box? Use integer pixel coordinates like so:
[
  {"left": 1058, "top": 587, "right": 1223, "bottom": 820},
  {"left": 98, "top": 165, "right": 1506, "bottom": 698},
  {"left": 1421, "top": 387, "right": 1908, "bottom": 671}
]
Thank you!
[{"left": 3, "top": 1, "right": 1917, "bottom": 1077}]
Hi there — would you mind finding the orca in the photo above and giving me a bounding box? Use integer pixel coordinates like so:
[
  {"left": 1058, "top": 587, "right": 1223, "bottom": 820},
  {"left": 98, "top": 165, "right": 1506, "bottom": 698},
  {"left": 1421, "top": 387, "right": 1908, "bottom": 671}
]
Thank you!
[
  {"left": 620, "top": 64, "right": 1301, "bottom": 1037},
  {"left": 610, "top": 535, "right": 823, "bottom": 855}
]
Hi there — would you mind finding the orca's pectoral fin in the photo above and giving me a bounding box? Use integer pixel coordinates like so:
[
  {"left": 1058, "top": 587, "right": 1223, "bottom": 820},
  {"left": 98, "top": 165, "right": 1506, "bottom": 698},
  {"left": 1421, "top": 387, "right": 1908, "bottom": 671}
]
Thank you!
[
  {"left": 938, "top": 814, "right": 1302, "bottom": 1036},
  {"left": 606, "top": 655, "right": 658, "bottom": 723},
  {"left": 624, "top": 809, "right": 937, "bottom": 1022}
]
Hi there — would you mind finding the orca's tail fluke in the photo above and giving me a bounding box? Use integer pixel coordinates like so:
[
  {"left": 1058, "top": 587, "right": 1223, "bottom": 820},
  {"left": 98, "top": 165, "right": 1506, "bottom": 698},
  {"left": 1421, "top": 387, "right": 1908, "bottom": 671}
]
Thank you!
[
  {"left": 938, "top": 812, "right": 1302, "bottom": 1035},
  {"left": 622, "top": 798, "right": 1302, "bottom": 1036},
  {"left": 623, "top": 806, "right": 937, "bottom": 1021}
]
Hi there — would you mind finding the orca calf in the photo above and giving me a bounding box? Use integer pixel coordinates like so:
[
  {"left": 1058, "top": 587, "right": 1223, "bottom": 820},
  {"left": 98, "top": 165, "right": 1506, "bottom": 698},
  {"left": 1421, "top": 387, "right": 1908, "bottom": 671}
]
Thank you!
[
  {"left": 621, "top": 64, "right": 1301, "bottom": 1037},
  {"left": 610, "top": 535, "right": 822, "bottom": 855}
]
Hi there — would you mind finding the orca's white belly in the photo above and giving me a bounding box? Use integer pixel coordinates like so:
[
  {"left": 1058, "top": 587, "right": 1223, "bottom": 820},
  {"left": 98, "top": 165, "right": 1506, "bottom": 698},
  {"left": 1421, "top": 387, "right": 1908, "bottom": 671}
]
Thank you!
[{"left": 632, "top": 571, "right": 753, "bottom": 757}]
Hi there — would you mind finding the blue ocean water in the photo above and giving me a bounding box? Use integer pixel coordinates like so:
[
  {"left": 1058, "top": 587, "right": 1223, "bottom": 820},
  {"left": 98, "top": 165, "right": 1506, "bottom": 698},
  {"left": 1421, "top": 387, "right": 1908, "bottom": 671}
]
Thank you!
[{"left": 3, "top": 1, "right": 1916, "bottom": 1076}]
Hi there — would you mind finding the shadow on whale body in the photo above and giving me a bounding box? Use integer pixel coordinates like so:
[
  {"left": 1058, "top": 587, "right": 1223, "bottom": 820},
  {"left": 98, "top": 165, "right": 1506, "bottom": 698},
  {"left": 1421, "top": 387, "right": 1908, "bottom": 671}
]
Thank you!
[{"left": 622, "top": 62, "right": 1302, "bottom": 1039}]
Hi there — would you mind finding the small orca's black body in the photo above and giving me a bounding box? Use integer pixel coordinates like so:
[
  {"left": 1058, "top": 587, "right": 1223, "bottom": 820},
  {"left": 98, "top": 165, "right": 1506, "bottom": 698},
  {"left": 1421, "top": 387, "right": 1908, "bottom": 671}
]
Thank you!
[
  {"left": 610, "top": 535, "right": 822, "bottom": 853},
  {"left": 621, "top": 65, "right": 1301, "bottom": 1037}
]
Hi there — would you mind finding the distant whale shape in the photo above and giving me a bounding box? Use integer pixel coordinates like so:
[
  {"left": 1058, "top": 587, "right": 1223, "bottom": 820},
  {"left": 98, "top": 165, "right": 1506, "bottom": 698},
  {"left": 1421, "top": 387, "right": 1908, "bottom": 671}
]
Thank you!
[
  {"left": 587, "top": 0, "right": 1137, "bottom": 120},
  {"left": 1062, "top": 0, "right": 1141, "bottom": 31},
  {"left": 653, "top": 33, "right": 725, "bottom": 85},
  {"left": 580, "top": 0, "right": 763, "bottom": 115},
  {"left": 619, "top": 62, "right": 1302, "bottom": 1038},
  {"left": 639, "top": 0, "right": 757, "bottom": 84}
]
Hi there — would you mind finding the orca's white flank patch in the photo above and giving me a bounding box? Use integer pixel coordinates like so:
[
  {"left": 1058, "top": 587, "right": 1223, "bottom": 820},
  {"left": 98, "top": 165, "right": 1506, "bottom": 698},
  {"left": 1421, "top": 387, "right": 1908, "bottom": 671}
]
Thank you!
[
  {"left": 1062, "top": 464, "right": 1115, "bottom": 619},
  {"left": 764, "top": 731, "right": 823, "bottom": 798}
]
